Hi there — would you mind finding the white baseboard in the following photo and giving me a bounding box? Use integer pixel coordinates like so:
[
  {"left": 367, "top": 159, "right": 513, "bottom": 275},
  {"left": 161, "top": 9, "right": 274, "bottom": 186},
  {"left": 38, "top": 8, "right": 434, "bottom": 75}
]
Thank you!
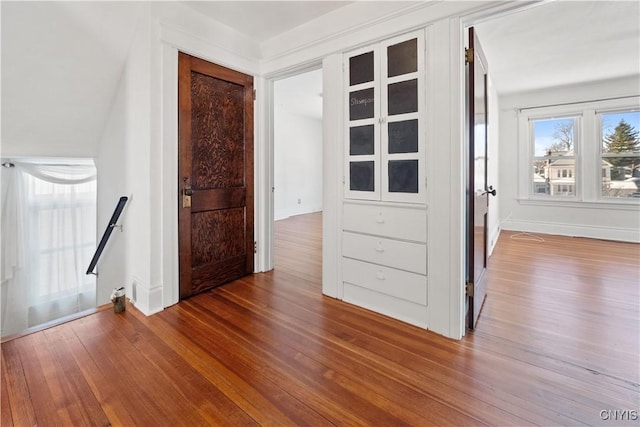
[
  {"left": 488, "top": 225, "right": 501, "bottom": 257},
  {"left": 130, "top": 278, "right": 164, "bottom": 316},
  {"left": 501, "top": 219, "right": 640, "bottom": 243}
]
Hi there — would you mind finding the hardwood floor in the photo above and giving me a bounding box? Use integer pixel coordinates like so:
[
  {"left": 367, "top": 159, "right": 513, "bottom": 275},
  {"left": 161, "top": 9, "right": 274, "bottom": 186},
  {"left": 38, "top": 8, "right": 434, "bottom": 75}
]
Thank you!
[{"left": 2, "top": 213, "right": 638, "bottom": 426}]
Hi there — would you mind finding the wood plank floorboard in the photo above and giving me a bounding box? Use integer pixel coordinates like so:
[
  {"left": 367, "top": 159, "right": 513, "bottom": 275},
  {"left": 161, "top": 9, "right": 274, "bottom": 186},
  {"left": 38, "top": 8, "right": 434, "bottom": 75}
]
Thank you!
[{"left": 1, "top": 213, "right": 638, "bottom": 426}]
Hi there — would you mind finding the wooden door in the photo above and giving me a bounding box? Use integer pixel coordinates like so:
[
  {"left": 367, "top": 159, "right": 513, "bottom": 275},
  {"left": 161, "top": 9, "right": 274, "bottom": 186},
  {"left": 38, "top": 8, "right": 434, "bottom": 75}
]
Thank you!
[
  {"left": 466, "top": 28, "right": 494, "bottom": 330},
  {"left": 178, "top": 52, "right": 254, "bottom": 299}
]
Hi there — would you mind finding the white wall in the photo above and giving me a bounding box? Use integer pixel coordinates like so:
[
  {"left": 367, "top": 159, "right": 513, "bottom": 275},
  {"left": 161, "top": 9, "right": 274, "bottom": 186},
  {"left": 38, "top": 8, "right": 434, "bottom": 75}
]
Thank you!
[
  {"left": 498, "top": 76, "right": 640, "bottom": 242},
  {"left": 95, "top": 69, "right": 129, "bottom": 305},
  {"left": 487, "top": 76, "right": 500, "bottom": 255},
  {"left": 96, "top": 5, "right": 154, "bottom": 309},
  {"left": 273, "top": 108, "right": 323, "bottom": 220}
]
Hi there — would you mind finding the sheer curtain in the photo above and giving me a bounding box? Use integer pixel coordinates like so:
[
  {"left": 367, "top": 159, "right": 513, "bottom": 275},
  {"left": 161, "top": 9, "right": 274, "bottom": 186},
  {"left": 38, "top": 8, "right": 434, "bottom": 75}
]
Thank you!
[{"left": 1, "top": 159, "right": 97, "bottom": 338}]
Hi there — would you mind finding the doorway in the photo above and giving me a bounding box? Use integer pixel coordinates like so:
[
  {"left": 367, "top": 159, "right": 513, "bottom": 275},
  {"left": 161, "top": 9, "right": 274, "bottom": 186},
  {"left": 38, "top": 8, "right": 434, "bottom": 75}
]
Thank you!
[{"left": 273, "top": 69, "right": 323, "bottom": 280}]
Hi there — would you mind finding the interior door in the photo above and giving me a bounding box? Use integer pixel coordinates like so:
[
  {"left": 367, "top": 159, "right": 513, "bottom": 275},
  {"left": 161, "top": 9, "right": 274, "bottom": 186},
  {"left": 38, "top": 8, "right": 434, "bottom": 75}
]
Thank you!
[
  {"left": 178, "top": 52, "right": 254, "bottom": 299},
  {"left": 466, "top": 27, "right": 494, "bottom": 330}
]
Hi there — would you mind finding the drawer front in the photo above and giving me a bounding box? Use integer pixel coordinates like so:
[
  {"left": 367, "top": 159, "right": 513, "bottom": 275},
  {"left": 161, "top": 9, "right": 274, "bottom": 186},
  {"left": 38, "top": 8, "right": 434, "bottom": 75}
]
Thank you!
[
  {"left": 343, "top": 283, "right": 428, "bottom": 328},
  {"left": 343, "top": 203, "right": 426, "bottom": 243},
  {"left": 343, "top": 232, "right": 426, "bottom": 275},
  {"left": 343, "top": 258, "right": 427, "bottom": 304}
]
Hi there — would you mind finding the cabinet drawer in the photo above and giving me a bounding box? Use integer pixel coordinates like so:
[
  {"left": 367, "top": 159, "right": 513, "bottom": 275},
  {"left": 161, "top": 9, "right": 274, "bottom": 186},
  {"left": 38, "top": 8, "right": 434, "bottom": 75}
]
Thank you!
[
  {"left": 343, "top": 258, "right": 427, "bottom": 304},
  {"left": 343, "top": 232, "right": 426, "bottom": 274},
  {"left": 343, "top": 203, "right": 426, "bottom": 242}
]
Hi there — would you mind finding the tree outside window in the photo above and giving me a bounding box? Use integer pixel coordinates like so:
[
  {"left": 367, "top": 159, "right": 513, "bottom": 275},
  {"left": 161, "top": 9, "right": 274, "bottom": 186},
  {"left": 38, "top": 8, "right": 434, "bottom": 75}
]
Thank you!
[{"left": 601, "top": 112, "right": 640, "bottom": 198}]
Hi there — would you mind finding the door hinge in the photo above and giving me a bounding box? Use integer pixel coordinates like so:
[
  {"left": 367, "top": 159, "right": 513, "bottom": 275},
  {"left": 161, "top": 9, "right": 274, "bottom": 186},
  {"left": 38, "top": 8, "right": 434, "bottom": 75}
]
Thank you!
[
  {"left": 466, "top": 281, "right": 474, "bottom": 297},
  {"left": 465, "top": 47, "right": 474, "bottom": 65},
  {"left": 254, "top": 241, "right": 257, "bottom": 254},
  {"left": 253, "top": 89, "right": 256, "bottom": 101}
]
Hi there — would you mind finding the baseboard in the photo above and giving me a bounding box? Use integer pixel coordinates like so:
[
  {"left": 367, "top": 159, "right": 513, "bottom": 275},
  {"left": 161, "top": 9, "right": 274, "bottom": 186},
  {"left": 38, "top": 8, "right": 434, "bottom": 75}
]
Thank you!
[
  {"left": 1, "top": 307, "right": 102, "bottom": 343},
  {"left": 130, "top": 279, "right": 164, "bottom": 316},
  {"left": 501, "top": 219, "right": 640, "bottom": 243},
  {"left": 488, "top": 225, "right": 501, "bottom": 257}
]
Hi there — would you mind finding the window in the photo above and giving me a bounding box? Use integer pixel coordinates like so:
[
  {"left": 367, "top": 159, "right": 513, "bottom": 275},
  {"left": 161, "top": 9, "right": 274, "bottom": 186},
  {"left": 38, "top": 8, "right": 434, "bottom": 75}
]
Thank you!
[
  {"left": 530, "top": 117, "right": 577, "bottom": 197},
  {"left": 26, "top": 174, "right": 96, "bottom": 305},
  {"left": 600, "top": 110, "right": 640, "bottom": 198},
  {"left": 519, "top": 97, "right": 640, "bottom": 205},
  {"left": 1, "top": 160, "right": 97, "bottom": 337}
]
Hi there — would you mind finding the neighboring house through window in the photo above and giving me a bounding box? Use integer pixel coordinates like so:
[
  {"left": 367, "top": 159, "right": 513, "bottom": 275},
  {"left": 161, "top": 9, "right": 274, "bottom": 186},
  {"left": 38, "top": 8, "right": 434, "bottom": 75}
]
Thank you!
[{"left": 530, "top": 116, "right": 578, "bottom": 198}]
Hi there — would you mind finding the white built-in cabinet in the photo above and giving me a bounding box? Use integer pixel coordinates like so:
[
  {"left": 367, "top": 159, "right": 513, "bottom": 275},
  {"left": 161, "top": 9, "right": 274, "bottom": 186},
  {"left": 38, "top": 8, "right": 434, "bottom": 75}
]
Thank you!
[
  {"left": 341, "top": 30, "right": 428, "bottom": 328},
  {"left": 344, "top": 30, "right": 426, "bottom": 203}
]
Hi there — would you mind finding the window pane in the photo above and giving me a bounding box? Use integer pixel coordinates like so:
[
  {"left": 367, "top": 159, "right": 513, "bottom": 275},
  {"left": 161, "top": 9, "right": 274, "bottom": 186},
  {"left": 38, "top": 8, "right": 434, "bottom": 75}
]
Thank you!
[
  {"left": 388, "top": 160, "right": 418, "bottom": 193},
  {"left": 388, "top": 79, "right": 417, "bottom": 116},
  {"left": 387, "top": 38, "right": 417, "bottom": 78},
  {"left": 350, "top": 161, "right": 375, "bottom": 192},
  {"left": 349, "top": 88, "right": 375, "bottom": 120},
  {"left": 602, "top": 111, "right": 640, "bottom": 154},
  {"left": 350, "top": 125, "right": 375, "bottom": 155},
  {"left": 533, "top": 118, "right": 574, "bottom": 157},
  {"left": 601, "top": 156, "right": 640, "bottom": 198},
  {"left": 350, "top": 51, "right": 374, "bottom": 86},
  {"left": 388, "top": 119, "right": 418, "bottom": 153}
]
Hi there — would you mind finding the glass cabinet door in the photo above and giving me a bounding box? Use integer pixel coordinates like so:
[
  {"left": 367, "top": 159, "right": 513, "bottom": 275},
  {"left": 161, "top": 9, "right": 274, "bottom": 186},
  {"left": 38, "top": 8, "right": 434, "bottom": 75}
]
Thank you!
[
  {"left": 344, "top": 30, "right": 425, "bottom": 203},
  {"left": 381, "top": 32, "right": 425, "bottom": 203},
  {"left": 345, "top": 47, "right": 380, "bottom": 200}
]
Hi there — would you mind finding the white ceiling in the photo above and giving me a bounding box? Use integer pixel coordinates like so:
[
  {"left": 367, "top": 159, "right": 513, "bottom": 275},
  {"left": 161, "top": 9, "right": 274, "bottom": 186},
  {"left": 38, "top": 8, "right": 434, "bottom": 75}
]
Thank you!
[
  {"left": 184, "top": 1, "right": 353, "bottom": 42},
  {"left": 1, "top": 1, "right": 638, "bottom": 155},
  {"left": 475, "top": 1, "right": 640, "bottom": 94}
]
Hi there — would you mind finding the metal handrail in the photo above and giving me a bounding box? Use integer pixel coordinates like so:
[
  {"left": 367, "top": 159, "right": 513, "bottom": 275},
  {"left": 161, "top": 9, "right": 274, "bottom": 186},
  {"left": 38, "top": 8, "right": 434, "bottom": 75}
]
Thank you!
[{"left": 86, "top": 196, "right": 128, "bottom": 275}]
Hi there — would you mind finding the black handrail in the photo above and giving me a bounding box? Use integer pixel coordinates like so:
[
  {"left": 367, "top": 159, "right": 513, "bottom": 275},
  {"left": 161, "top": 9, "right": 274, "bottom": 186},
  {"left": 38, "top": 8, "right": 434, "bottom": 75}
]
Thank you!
[{"left": 86, "top": 196, "right": 128, "bottom": 275}]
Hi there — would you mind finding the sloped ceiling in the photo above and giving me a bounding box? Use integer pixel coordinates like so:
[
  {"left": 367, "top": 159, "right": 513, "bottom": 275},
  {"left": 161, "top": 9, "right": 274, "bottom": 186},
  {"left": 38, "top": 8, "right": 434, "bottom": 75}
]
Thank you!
[{"left": 1, "top": 1, "right": 146, "bottom": 156}]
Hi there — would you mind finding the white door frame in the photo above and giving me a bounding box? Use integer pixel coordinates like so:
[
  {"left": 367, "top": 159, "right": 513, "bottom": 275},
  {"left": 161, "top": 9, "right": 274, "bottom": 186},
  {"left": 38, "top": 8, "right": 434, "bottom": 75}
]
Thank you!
[{"left": 255, "top": 63, "right": 325, "bottom": 274}]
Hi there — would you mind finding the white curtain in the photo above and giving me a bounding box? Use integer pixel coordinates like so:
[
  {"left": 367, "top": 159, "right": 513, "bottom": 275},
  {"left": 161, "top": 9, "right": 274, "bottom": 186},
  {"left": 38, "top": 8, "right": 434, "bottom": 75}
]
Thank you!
[{"left": 1, "top": 159, "right": 97, "bottom": 338}]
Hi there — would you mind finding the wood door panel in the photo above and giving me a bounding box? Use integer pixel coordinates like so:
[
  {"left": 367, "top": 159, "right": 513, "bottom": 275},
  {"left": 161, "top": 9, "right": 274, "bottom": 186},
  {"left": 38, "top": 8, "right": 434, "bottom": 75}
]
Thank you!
[
  {"left": 191, "top": 256, "right": 248, "bottom": 294},
  {"left": 191, "top": 188, "right": 246, "bottom": 213},
  {"left": 191, "top": 208, "right": 247, "bottom": 267},
  {"left": 191, "top": 72, "right": 245, "bottom": 189},
  {"left": 178, "top": 52, "right": 254, "bottom": 299}
]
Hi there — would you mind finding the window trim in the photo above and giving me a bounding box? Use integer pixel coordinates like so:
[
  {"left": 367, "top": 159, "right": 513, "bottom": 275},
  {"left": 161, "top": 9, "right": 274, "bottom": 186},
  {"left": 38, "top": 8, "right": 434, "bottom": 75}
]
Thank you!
[{"left": 518, "top": 97, "right": 640, "bottom": 208}]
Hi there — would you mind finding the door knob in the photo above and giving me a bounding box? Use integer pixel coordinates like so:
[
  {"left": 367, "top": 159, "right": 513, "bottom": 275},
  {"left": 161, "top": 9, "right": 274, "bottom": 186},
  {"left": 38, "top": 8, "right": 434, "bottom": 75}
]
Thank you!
[
  {"left": 182, "top": 185, "right": 193, "bottom": 208},
  {"left": 482, "top": 185, "right": 497, "bottom": 197}
]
